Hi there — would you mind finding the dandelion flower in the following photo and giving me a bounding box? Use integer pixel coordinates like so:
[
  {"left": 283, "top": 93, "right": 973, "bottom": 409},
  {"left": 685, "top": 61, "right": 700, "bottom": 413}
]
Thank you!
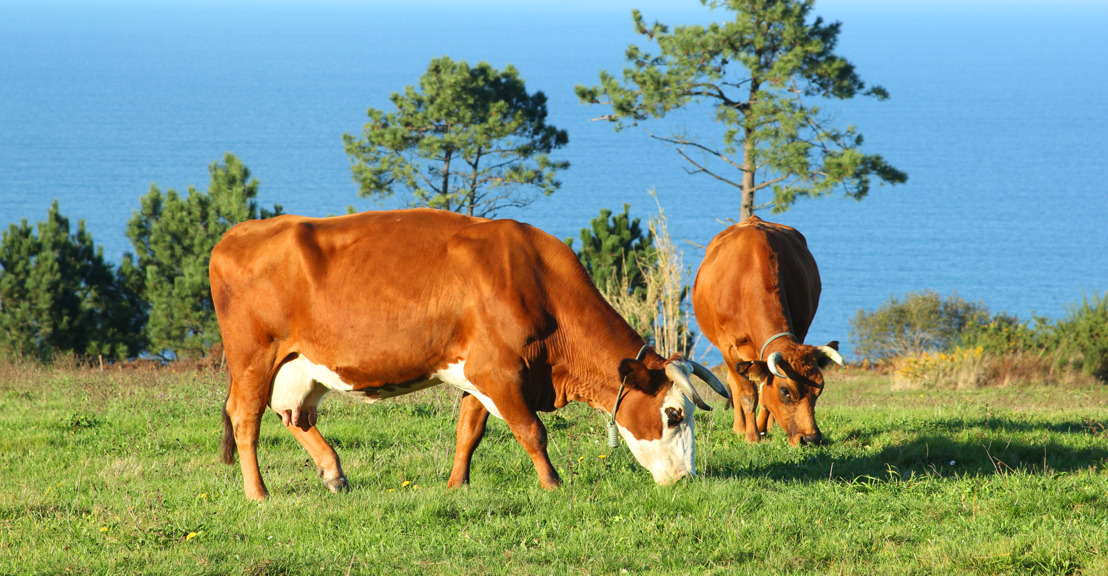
[
  {"left": 598, "top": 454, "right": 607, "bottom": 459},
  {"left": 186, "top": 532, "right": 198, "bottom": 541},
  {"left": 401, "top": 480, "right": 411, "bottom": 487},
  {"left": 100, "top": 527, "right": 108, "bottom": 533}
]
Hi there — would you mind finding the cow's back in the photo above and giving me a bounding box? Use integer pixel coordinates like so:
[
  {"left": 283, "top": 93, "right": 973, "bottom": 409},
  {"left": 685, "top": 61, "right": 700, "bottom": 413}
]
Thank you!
[
  {"left": 692, "top": 216, "right": 821, "bottom": 360},
  {"left": 210, "top": 208, "right": 599, "bottom": 386}
]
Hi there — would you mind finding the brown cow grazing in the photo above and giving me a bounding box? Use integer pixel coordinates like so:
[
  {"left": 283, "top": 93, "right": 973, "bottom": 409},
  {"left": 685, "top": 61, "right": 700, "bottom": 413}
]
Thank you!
[
  {"left": 692, "top": 216, "right": 843, "bottom": 446},
  {"left": 210, "top": 208, "right": 728, "bottom": 500}
]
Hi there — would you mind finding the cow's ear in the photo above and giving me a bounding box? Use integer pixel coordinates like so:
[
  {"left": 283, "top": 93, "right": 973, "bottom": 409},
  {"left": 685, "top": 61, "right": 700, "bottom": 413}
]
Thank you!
[
  {"left": 816, "top": 341, "right": 845, "bottom": 370},
  {"left": 618, "top": 358, "right": 652, "bottom": 392},
  {"left": 735, "top": 361, "right": 773, "bottom": 384}
]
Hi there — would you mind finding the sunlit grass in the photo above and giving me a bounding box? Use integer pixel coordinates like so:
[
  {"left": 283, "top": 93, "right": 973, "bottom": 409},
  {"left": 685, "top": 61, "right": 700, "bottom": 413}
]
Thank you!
[{"left": 1, "top": 362, "right": 1106, "bottom": 575}]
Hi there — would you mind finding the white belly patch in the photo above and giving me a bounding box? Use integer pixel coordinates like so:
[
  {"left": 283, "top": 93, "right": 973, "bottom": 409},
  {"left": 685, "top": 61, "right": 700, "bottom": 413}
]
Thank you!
[
  {"left": 434, "top": 361, "right": 503, "bottom": 419},
  {"left": 269, "top": 356, "right": 357, "bottom": 428},
  {"left": 269, "top": 357, "right": 503, "bottom": 424}
]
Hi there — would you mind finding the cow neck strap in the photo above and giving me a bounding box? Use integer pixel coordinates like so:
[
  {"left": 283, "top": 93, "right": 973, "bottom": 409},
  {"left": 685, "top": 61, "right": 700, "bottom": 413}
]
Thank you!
[
  {"left": 607, "top": 345, "right": 650, "bottom": 448},
  {"left": 759, "top": 332, "right": 795, "bottom": 361}
]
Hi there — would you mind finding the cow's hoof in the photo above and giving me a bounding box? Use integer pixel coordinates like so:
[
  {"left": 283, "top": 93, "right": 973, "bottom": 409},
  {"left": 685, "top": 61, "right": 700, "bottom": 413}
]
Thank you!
[{"left": 322, "top": 474, "right": 348, "bottom": 493}]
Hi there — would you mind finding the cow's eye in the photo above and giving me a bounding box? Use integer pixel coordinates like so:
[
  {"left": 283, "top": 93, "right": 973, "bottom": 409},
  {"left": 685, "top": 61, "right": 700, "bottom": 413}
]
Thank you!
[
  {"left": 665, "top": 407, "right": 684, "bottom": 428},
  {"left": 780, "top": 388, "right": 793, "bottom": 402}
]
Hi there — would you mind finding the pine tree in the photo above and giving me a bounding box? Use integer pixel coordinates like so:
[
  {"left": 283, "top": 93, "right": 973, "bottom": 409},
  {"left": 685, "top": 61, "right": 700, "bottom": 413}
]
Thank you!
[
  {"left": 344, "top": 56, "right": 569, "bottom": 217},
  {"left": 0, "top": 201, "right": 145, "bottom": 361},
  {"left": 566, "top": 204, "right": 656, "bottom": 298},
  {"left": 577, "top": 0, "right": 906, "bottom": 220},
  {"left": 567, "top": 204, "right": 695, "bottom": 355},
  {"left": 126, "top": 153, "right": 281, "bottom": 359}
]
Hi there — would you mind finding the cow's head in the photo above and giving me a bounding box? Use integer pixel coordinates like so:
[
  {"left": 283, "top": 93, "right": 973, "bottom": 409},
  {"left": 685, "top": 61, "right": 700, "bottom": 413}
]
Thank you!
[
  {"left": 736, "top": 341, "right": 843, "bottom": 446},
  {"left": 612, "top": 354, "right": 730, "bottom": 484}
]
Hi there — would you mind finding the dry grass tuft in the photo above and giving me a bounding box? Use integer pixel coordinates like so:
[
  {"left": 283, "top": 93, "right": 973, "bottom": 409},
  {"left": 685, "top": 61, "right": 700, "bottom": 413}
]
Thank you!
[{"left": 596, "top": 190, "right": 691, "bottom": 357}]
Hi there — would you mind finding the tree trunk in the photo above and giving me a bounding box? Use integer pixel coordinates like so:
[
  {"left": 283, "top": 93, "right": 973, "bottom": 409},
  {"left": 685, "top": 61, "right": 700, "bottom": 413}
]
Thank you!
[
  {"left": 740, "top": 132, "right": 756, "bottom": 222},
  {"left": 441, "top": 149, "right": 453, "bottom": 212},
  {"left": 740, "top": 78, "right": 759, "bottom": 222}
]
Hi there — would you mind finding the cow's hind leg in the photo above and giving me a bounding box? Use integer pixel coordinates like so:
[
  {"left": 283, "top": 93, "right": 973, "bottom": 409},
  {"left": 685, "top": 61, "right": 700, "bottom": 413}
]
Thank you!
[
  {"left": 224, "top": 365, "right": 273, "bottom": 501},
  {"left": 286, "top": 423, "right": 347, "bottom": 493},
  {"left": 448, "top": 393, "right": 491, "bottom": 488},
  {"left": 271, "top": 358, "right": 347, "bottom": 494}
]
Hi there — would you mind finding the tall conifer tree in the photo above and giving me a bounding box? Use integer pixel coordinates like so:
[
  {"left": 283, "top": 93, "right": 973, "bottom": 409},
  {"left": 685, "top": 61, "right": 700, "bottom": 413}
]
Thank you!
[
  {"left": 0, "top": 201, "right": 144, "bottom": 361},
  {"left": 577, "top": 0, "right": 906, "bottom": 220},
  {"left": 126, "top": 153, "right": 281, "bottom": 359}
]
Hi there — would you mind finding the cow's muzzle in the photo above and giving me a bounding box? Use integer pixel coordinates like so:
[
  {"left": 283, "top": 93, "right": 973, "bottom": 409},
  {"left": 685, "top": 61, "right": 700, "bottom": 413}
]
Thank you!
[
  {"left": 655, "top": 468, "right": 693, "bottom": 485},
  {"left": 800, "top": 432, "right": 823, "bottom": 446}
]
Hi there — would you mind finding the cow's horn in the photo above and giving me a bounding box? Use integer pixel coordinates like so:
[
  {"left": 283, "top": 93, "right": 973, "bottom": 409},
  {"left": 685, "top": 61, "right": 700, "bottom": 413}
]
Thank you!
[
  {"left": 817, "top": 345, "right": 845, "bottom": 367},
  {"left": 665, "top": 362, "right": 712, "bottom": 411},
  {"left": 689, "top": 360, "right": 730, "bottom": 400},
  {"left": 767, "top": 351, "right": 787, "bottom": 379}
]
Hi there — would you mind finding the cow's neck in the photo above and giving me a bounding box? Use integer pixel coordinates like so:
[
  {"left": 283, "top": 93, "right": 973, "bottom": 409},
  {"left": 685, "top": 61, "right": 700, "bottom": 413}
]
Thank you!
[
  {"left": 546, "top": 296, "right": 649, "bottom": 412},
  {"left": 746, "top": 299, "right": 798, "bottom": 359}
]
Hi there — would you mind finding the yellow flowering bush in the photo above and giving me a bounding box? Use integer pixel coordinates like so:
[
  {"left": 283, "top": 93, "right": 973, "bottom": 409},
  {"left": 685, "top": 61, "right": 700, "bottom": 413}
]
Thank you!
[{"left": 893, "top": 346, "right": 985, "bottom": 389}]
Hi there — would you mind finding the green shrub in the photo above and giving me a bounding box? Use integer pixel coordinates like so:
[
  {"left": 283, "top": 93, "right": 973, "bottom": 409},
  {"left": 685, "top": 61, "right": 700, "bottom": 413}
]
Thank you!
[
  {"left": 849, "top": 290, "right": 990, "bottom": 362},
  {"left": 960, "top": 311, "right": 1042, "bottom": 355},
  {"left": 565, "top": 200, "right": 692, "bottom": 355},
  {"left": 1050, "top": 292, "right": 1108, "bottom": 380},
  {"left": 860, "top": 290, "right": 1108, "bottom": 384}
]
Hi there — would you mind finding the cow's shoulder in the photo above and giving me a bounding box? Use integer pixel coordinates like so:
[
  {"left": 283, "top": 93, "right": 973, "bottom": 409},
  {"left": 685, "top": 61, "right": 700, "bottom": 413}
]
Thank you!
[
  {"left": 446, "top": 218, "right": 577, "bottom": 274},
  {"left": 442, "top": 217, "right": 589, "bottom": 332}
]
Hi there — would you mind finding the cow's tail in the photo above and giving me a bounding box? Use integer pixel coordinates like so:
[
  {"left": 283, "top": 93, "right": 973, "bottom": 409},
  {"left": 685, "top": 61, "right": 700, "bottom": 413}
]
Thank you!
[{"left": 221, "top": 403, "right": 237, "bottom": 465}]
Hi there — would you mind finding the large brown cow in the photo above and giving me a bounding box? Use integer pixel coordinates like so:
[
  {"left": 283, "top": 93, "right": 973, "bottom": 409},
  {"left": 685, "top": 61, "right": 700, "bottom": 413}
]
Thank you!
[
  {"left": 210, "top": 208, "right": 729, "bottom": 500},
  {"left": 692, "top": 216, "right": 843, "bottom": 446}
]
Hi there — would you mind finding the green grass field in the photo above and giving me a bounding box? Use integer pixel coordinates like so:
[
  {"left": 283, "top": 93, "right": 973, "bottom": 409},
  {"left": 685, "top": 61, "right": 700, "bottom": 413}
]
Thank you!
[{"left": 1, "top": 360, "right": 1105, "bottom": 575}]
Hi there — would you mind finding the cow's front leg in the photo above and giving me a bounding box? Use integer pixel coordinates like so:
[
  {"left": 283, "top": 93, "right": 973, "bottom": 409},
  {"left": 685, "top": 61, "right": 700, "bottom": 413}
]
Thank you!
[
  {"left": 727, "top": 370, "right": 761, "bottom": 443},
  {"left": 491, "top": 393, "right": 560, "bottom": 489},
  {"left": 756, "top": 405, "right": 775, "bottom": 438},
  {"left": 286, "top": 421, "right": 347, "bottom": 494},
  {"left": 447, "top": 393, "right": 491, "bottom": 488}
]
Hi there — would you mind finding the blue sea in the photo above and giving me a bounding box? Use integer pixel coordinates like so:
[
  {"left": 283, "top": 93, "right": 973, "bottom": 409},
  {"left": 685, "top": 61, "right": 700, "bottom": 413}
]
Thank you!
[{"left": 3, "top": 0, "right": 1106, "bottom": 362}]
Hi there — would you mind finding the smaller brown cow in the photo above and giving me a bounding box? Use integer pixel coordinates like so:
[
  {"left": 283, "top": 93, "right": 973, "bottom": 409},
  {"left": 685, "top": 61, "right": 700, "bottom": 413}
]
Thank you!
[{"left": 692, "top": 216, "right": 843, "bottom": 446}]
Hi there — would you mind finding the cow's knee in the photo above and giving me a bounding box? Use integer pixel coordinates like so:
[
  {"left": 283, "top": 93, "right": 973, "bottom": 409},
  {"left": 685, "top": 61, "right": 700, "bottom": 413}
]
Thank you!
[{"left": 739, "top": 393, "right": 756, "bottom": 413}]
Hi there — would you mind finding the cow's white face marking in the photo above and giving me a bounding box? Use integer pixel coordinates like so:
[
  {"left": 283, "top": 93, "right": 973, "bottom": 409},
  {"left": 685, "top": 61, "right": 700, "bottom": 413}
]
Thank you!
[{"left": 618, "top": 386, "right": 696, "bottom": 484}]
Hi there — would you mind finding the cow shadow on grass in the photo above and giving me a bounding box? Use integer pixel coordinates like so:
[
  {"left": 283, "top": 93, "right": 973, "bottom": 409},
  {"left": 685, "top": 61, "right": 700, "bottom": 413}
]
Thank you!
[{"left": 704, "top": 416, "right": 1108, "bottom": 483}]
